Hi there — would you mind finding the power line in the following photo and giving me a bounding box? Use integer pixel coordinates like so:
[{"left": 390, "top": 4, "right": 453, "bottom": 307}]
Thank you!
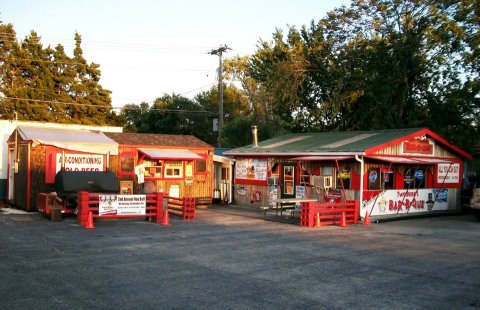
[{"left": 2, "top": 96, "right": 218, "bottom": 115}]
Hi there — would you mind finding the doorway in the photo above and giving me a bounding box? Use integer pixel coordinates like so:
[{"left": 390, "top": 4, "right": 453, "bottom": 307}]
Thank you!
[
  {"left": 8, "top": 149, "right": 14, "bottom": 201},
  {"left": 281, "top": 163, "right": 296, "bottom": 198}
]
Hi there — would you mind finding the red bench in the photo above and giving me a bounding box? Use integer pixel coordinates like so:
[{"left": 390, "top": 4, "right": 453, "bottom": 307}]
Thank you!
[{"left": 299, "top": 201, "right": 359, "bottom": 227}]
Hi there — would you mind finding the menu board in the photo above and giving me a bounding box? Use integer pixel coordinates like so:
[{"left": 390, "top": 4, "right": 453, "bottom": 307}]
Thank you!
[{"left": 235, "top": 159, "right": 267, "bottom": 180}]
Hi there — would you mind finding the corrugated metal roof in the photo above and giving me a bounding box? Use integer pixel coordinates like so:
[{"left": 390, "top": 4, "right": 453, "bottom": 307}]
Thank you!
[
  {"left": 16, "top": 126, "right": 119, "bottom": 155},
  {"left": 225, "top": 128, "right": 424, "bottom": 156}
]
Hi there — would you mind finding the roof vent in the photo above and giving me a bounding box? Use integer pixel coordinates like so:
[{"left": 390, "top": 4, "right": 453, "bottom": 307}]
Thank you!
[{"left": 251, "top": 126, "right": 258, "bottom": 147}]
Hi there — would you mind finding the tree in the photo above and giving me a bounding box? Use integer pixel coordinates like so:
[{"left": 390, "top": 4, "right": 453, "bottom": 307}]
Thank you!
[
  {"left": 0, "top": 22, "right": 120, "bottom": 125},
  {"left": 246, "top": 0, "right": 479, "bottom": 148}
]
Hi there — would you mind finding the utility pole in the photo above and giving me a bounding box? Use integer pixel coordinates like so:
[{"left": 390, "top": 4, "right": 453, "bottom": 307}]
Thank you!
[{"left": 209, "top": 45, "right": 230, "bottom": 147}]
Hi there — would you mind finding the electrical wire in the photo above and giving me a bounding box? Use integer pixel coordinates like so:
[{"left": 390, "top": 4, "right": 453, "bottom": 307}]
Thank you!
[{"left": 2, "top": 96, "right": 218, "bottom": 115}]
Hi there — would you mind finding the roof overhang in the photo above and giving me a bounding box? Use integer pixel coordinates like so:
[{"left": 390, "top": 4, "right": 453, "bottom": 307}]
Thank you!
[
  {"left": 290, "top": 155, "right": 354, "bottom": 161},
  {"left": 366, "top": 155, "right": 455, "bottom": 164},
  {"left": 213, "top": 155, "right": 234, "bottom": 164},
  {"left": 223, "top": 151, "right": 362, "bottom": 157},
  {"left": 16, "top": 126, "right": 119, "bottom": 155},
  {"left": 139, "top": 148, "right": 203, "bottom": 160}
]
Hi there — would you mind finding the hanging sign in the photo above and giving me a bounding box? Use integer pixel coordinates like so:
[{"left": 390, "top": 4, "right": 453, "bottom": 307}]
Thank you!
[
  {"left": 363, "top": 189, "right": 448, "bottom": 217},
  {"left": 235, "top": 159, "right": 267, "bottom": 180},
  {"left": 56, "top": 153, "right": 104, "bottom": 173},
  {"left": 436, "top": 163, "right": 460, "bottom": 184},
  {"left": 401, "top": 136, "right": 434, "bottom": 155},
  {"left": 99, "top": 194, "right": 146, "bottom": 216}
]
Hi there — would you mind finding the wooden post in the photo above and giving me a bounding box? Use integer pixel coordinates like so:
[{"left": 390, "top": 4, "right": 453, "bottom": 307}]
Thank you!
[
  {"left": 353, "top": 200, "right": 360, "bottom": 224},
  {"left": 77, "top": 191, "right": 89, "bottom": 227},
  {"left": 155, "top": 192, "right": 164, "bottom": 224}
]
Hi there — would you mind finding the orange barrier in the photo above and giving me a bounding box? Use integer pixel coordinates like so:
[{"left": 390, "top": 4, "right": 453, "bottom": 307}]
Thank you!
[{"left": 299, "top": 200, "right": 359, "bottom": 228}]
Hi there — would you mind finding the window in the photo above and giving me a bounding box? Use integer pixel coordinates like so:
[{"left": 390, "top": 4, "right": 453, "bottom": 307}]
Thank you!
[
  {"left": 196, "top": 159, "right": 207, "bottom": 173},
  {"left": 413, "top": 168, "right": 426, "bottom": 189},
  {"left": 403, "top": 167, "right": 426, "bottom": 189},
  {"left": 165, "top": 161, "right": 183, "bottom": 178},
  {"left": 143, "top": 159, "right": 163, "bottom": 178},
  {"left": 336, "top": 167, "right": 351, "bottom": 189},
  {"left": 382, "top": 169, "right": 394, "bottom": 189},
  {"left": 121, "top": 156, "right": 134, "bottom": 172},
  {"left": 321, "top": 167, "right": 333, "bottom": 176},
  {"left": 368, "top": 168, "right": 380, "bottom": 190}
]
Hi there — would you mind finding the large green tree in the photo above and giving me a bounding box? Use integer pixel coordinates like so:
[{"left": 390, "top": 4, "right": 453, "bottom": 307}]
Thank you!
[
  {"left": 247, "top": 0, "right": 479, "bottom": 148},
  {"left": 0, "top": 22, "right": 120, "bottom": 125}
]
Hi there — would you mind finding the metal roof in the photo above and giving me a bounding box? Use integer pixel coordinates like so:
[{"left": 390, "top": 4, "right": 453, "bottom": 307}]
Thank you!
[
  {"left": 225, "top": 128, "right": 424, "bottom": 156},
  {"left": 138, "top": 148, "right": 203, "bottom": 160},
  {"left": 15, "top": 126, "right": 119, "bottom": 155}
]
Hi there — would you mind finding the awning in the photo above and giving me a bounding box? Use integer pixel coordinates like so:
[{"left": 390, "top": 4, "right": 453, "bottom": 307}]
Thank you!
[
  {"left": 18, "top": 126, "right": 119, "bottom": 155},
  {"left": 366, "top": 156, "right": 454, "bottom": 164},
  {"left": 413, "top": 158, "right": 455, "bottom": 164},
  {"left": 139, "top": 148, "right": 203, "bottom": 160},
  {"left": 291, "top": 155, "right": 354, "bottom": 161}
]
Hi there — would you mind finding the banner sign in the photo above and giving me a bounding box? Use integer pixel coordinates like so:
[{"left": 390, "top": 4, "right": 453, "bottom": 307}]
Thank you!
[
  {"left": 56, "top": 153, "right": 104, "bottom": 173},
  {"left": 363, "top": 189, "right": 448, "bottom": 217},
  {"left": 235, "top": 159, "right": 267, "bottom": 180},
  {"left": 99, "top": 195, "right": 146, "bottom": 216},
  {"left": 436, "top": 163, "right": 460, "bottom": 184}
]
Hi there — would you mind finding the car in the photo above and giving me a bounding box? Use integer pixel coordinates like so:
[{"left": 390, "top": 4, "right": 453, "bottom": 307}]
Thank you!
[{"left": 471, "top": 182, "right": 480, "bottom": 221}]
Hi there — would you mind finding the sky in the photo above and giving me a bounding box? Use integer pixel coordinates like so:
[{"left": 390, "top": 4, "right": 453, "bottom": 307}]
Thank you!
[{"left": 1, "top": 0, "right": 351, "bottom": 109}]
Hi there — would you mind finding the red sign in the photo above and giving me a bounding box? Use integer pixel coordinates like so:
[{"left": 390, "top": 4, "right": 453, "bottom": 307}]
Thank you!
[
  {"left": 402, "top": 137, "right": 433, "bottom": 155},
  {"left": 251, "top": 191, "right": 262, "bottom": 202}
]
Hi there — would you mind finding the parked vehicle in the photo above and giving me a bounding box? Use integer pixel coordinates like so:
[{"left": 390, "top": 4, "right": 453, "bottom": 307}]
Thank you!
[{"left": 471, "top": 183, "right": 480, "bottom": 221}]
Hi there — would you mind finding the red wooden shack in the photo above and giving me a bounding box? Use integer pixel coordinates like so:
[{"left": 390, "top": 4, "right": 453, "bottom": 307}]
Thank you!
[
  {"left": 104, "top": 132, "right": 214, "bottom": 205},
  {"left": 225, "top": 128, "right": 472, "bottom": 220},
  {"left": 7, "top": 126, "right": 119, "bottom": 211}
]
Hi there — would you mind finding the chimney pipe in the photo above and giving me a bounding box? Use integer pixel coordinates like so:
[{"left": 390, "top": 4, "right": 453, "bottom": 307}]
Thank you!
[{"left": 251, "top": 125, "right": 258, "bottom": 147}]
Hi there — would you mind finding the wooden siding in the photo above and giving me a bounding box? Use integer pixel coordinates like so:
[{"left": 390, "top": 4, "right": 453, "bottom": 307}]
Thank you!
[
  {"left": 115, "top": 146, "right": 213, "bottom": 202},
  {"left": 13, "top": 144, "right": 29, "bottom": 210},
  {"left": 373, "top": 141, "right": 456, "bottom": 158},
  {"left": 29, "top": 145, "right": 54, "bottom": 210}
]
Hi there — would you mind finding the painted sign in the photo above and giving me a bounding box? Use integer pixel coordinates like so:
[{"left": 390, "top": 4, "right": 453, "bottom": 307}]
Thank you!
[
  {"left": 436, "top": 163, "right": 460, "bottom": 184},
  {"left": 98, "top": 194, "right": 146, "bottom": 216},
  {"left": 56, "top": 153, "right": 104, "bottom": 173},
  {"left": 235, "top": 159, "right": 267, "bottom": 180},
  {"left": 401, "top": 136, "right": 434, "bottom": 155},
  {"left": 268, "top": 185, "right": 278, "bottom": 206},
  {"left": 237, "top": 185, "right": 247, "bottom": 196},
  {"left": 363, "top": 189, "right": 448, "bottom": 217},
  {"left": 251, "top": 191, "right": 262, "bottom": 203},
  {"left": 295, "top": 185, "right": 306, "bottom": 199}
]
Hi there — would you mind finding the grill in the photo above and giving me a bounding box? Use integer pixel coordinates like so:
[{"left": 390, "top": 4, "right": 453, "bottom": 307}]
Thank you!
[{"left": 54, "top": 171, "right": 119, "bottom": 208}]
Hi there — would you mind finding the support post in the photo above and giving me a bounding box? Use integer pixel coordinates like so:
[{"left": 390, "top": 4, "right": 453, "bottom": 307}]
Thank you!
[
  {"left": 77, "top": 191, "right": 89, "bottom": 227},
  {"left": 155, "top": 192, "right": 164, "bottom": 224}
]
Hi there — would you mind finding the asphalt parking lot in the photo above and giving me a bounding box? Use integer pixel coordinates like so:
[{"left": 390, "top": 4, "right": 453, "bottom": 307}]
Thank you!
[{"left": 1, "top": 205, "right": 480, "bottom": 310}]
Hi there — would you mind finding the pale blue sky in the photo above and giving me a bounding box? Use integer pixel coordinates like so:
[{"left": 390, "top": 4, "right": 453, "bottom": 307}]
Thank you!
[{"left": 1, "top": 0, "right": 351, "bottom": 108}]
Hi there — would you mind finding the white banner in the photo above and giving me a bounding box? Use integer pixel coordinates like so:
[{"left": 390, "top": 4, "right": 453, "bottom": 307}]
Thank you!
[
  {"left": 363, "top": 189, "right": 449, "bottom": 217},
  {"left": 56, "top": 153, "right": 104, "bottom": 173},
  {"left": 235, "top": 159, "right": 267, "bottom": 180},
  {"left": 99, "top": 195, "right": 146, "bottom": 216},
  {"left": 436, "top": 163, "right": 460, "bottom": 184}
]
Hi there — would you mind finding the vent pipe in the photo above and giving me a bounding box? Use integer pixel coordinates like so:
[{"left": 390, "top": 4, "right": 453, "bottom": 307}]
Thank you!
[{"left": 251, "top": 126, "right": 258, "bottom": 147}]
